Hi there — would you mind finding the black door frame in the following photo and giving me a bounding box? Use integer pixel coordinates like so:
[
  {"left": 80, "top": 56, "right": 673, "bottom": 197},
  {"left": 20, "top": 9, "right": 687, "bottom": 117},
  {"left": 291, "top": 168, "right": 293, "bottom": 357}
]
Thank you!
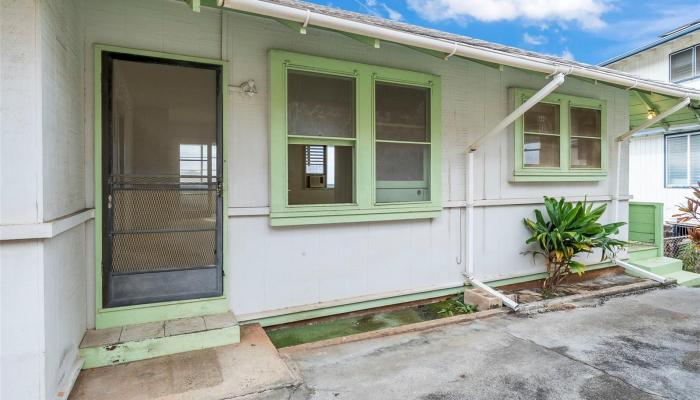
[{"left": 100, "top": 50, "right": 224, "bottom": 308}]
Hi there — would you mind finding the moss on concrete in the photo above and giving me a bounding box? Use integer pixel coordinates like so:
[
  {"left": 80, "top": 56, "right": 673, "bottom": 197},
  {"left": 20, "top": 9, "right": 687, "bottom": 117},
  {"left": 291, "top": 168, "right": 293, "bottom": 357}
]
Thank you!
[{"left": 266, "top": 297, "right": 473, "bottom": 348}]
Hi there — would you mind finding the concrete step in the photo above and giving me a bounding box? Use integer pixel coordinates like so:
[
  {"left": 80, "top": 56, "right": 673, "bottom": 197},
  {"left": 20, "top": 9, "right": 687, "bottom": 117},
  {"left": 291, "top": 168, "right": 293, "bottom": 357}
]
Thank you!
[
  {"left": 665, "top": 270, "right": 700, "bottom": 287},
  {"left": 79, "top": 312, "right": 240, "bottom": 369},
  {"left": 630, "top": 256, "right": 683, "bottom": 275},
  {"left": 628, "top": 245, "right": 659, "bottom": 261}
]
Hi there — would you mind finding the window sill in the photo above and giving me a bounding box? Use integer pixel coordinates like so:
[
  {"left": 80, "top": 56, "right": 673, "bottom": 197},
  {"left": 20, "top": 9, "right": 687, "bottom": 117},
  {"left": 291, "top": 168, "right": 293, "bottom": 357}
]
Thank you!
[
  {"left": 511, "top": 170, "right": 607, "bottom": 182},
  {"left": 270, "top": 207, "right": 442, "bottom": 226}
]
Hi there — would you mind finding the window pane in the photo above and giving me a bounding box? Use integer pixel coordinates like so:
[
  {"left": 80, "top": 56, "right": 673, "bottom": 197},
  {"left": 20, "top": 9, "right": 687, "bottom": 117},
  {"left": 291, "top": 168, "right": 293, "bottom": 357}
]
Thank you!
[
  {"left": 288, "top": 144, "right": 353, "bottom": 205},
  {"left": 524, "top": 134, "right": 560, "bottom": 167},
  {"left": 287, "top": 71, "right": 355, "bottom": 138},
  {"left": 671, "top": 48, "right": 693, "bottom": 82},
  {"left": 690, "top": 135, "right": 700, "bottom": 186},
  {"left": 666, "top": 135, "right": 688, "bottom": 187},
  {"left": 376, "top": 83, "right": 429, "bottom": 142},
  {"left": 524, "top": 103, "right": 560, "bottom": 135},
  {"left": 376, "top": 143, "right": 430, "bottom": 203},
  {"left": 570, "top": 138, "right": 601, "bottom": 168},
  {"left": 571, "top": 107, "right": 601, "bottom": 138}
]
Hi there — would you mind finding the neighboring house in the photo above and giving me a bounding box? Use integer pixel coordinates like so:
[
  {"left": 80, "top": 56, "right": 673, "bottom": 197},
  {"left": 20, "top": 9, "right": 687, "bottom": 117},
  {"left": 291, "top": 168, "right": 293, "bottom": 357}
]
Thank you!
[
  {"left": 2, "top": 0, "right": 700, "bottom": 399},
  {"left": 603, "top": 20, "right": 700, "bottom": 221}
]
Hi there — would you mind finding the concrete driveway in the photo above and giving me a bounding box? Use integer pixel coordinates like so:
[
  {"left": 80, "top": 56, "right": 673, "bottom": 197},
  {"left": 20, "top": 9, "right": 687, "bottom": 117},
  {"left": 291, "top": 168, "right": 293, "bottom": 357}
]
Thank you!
[{"left": 276, "top": 286, "right": 699, "bottom": 400}]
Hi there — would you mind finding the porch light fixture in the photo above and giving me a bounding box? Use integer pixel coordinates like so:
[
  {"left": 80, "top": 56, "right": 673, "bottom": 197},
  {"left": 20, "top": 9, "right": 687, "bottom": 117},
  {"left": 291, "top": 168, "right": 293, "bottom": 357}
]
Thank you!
[{"left": 647, "top": 109, "right": 657, "bottom": 120}]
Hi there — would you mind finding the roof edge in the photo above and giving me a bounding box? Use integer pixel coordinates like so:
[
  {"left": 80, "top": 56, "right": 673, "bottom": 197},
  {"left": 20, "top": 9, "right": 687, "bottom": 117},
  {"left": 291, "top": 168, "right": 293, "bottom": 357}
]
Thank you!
[
  {"left": 600, "top": 23, "right": 700, "bottom": 66},
  {"left": 216, "top": 0, "right": 700, "bottom": 100}
]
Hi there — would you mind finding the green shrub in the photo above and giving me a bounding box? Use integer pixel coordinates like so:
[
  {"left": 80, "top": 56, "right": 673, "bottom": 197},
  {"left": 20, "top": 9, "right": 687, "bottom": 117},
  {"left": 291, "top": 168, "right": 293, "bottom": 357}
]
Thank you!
[{"left": 523, "top": 197, "right": 626, "bottom": 290}]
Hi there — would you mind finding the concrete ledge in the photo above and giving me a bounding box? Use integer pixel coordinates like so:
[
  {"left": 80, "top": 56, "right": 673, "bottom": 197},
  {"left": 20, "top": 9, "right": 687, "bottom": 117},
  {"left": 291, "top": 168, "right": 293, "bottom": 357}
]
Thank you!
[
  {"left": 515, "top": 279, "right": 673, "bottom": 314},
  {"left": 280, "top": 308, "right": 510, "bottom": 354},
  {"left": 72, "top": 325, "right": 300, "bottom": 400},
  {"left": 279, "top": 279, "right": 674, "bottom": 354}
]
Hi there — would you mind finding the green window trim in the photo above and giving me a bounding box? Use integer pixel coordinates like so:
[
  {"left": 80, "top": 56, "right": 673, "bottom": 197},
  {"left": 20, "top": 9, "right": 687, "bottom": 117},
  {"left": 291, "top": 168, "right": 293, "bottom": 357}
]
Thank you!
[
  {"left": 269, "top": 50, "right": 442, "bottom": 226},
  {"left": 513, "top": 88, "right": 608, "bottom": 182}
]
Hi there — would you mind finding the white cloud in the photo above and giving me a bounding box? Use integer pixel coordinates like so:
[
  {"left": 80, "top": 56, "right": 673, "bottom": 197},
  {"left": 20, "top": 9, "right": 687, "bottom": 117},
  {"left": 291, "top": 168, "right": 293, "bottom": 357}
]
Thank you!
[
  {"left": 560, "top": 49, "right": 575, "bottom": 60},
  {"left": 354, "top": 0, "right": 403, "bottom": 21},
  {"left": 382, "top": 4, "right": 403, "bottom": 21},
  {"left": 523, "top": 32, "right": 547, "bottom": 46},
  {"left": 407, "top": 0, "right": 612, "bottom": 30}
]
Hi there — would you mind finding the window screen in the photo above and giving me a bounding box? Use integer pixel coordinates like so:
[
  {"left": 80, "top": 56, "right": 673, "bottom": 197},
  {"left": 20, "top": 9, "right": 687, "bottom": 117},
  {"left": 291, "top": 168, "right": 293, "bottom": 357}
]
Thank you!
[
  {"left": 670, "top": 48, "right": 694, "bottom": 82},
  {"left": 570, "top": 107, "right": 602, "bottom": 169},
  {"left": 666, "top": 135, "right": 688, "bottom": 187},
  {"left": 523, "top": 103, "right": 560, "bottom": 168},
  {"left": 375, "top": 82, "right": 431, "bottom": 203},
  {"left": 287, "top": 71, "right": 355, "bottom": 138}
]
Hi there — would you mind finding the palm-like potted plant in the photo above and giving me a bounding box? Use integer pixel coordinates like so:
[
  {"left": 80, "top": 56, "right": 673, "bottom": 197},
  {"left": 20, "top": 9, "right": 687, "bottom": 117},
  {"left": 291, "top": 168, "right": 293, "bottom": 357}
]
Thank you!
[{"left": 523, "top": 197, "right": 626, "bottom": 291}]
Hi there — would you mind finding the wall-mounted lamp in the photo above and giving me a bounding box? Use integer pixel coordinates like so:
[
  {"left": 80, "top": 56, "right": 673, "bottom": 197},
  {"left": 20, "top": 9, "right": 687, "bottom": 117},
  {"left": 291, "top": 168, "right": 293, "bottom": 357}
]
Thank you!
[
  {"left": 647, "top": 109, "right": 657, "bottom": 120},
  {"left": 234, "top": 79, "right": 258, "bottom": 97}
]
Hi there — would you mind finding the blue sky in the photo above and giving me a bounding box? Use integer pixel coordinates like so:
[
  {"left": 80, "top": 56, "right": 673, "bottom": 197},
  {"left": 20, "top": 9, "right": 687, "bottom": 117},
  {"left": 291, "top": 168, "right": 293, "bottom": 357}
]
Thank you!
[{"left": 315, "top": 0, "right": 700, "bottom": 65}]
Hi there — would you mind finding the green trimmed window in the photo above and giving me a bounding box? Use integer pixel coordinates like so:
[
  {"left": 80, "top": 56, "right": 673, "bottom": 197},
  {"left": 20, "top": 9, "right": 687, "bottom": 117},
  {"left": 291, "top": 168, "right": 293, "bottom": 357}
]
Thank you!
[
  {"left": 269, "top": 51, "right": 442, "bottom": 226},
  {"left": 513, "top": 89, "right": 607, "bottom": 181}
]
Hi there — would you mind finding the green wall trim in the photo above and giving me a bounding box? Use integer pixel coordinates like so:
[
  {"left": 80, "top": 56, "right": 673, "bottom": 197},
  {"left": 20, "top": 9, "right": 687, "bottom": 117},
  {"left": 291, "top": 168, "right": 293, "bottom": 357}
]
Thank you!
[
  {"left": 269, "top": 50, "right": 442, "bottom": 226},
  {"left": 513, "top": 88, "right": 608, "bottom": 182},
  {"left": 245, "top": 260, "right": 617, "bottom": 328},
  {"left": 80, "top": 325, "right": 240, "bottom": 369},
  {"left": 245, "top": 286, "right": 466, "bottom": 327},
  {"left": 93, "top": 44, "right": 231, "bottom": 328}
]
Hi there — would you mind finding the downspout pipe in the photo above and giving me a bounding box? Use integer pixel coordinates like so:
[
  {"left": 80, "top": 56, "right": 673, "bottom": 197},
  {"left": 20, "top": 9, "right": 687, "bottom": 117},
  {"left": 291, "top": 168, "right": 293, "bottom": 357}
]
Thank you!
[
  {"left": 613, "top": 259, "right": 674, "bottom": 284},
  {"left": 612, "top": 97, "right": 691, "bottom": 222},
  {"left": 461, "top": 73, "right": 566, "bottom": 312},
  {"left": 218, "top": 0, "right": 700, "bottom": 101}
]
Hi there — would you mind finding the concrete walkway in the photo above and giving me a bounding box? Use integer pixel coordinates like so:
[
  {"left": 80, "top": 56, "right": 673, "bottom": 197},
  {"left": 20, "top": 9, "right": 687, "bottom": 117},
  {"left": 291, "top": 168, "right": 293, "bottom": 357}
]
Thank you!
[
  {"left": 279, "top": 286, "right": 699, "bottom": 400},
  {"left": 71, "top": 286, "right": 699, "bottom": 399}
]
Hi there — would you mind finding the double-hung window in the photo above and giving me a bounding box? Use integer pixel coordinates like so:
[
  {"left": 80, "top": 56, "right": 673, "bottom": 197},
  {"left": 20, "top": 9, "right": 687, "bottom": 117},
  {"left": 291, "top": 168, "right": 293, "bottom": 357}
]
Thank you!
[
  {"left": 269, "top": 51, "right": 441, "bottom": 226},
  {"left": 670, "top": 45, "right": 700, "bottom": 83},
  {"left": 514, "top": 89, "right": 607, "bottom": 181},
  {"left": 665, "top": 132, "right": 700, "bottom": 187}
]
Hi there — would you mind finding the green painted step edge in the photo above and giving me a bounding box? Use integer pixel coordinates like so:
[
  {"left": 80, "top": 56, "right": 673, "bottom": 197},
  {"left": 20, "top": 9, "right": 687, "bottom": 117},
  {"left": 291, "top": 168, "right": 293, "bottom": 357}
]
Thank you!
[
  {"left": 631, "top": 257, "right": 683, "bottom": 275},
  {"left": 628, "top": 247, "right": 659, "bottom": 261},
  {"left": 665, "top": 270, "right": 700, "bottom": 287},
  {"left": 79, "top": 325, "right": 240, "bottom": 369}
]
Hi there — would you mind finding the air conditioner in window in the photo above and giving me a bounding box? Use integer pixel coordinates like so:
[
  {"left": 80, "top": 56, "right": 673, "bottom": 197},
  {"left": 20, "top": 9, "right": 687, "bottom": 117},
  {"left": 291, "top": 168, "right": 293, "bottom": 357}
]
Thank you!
[{"left": 306, "top": 175, "right": 325, "bottom": 188}]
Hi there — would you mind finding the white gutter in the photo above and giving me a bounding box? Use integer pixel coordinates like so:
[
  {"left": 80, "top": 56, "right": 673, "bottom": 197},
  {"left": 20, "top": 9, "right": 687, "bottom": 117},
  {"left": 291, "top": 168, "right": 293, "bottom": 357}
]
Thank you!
[
  {"left": 218, "top": 0, "right": 700, "bottom": 101},
  {"left": 613, "top": 259, "right": 673, "bottom": 284},
  {"left": 612, "top": 97, "right": 691, "bottom": 221}
]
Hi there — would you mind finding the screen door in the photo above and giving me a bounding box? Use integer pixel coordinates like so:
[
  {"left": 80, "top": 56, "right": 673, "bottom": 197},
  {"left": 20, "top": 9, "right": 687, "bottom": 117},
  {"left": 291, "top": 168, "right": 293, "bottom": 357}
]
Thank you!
[{"left": 101, "top": 52, "right": 223, "bottom": 307}]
